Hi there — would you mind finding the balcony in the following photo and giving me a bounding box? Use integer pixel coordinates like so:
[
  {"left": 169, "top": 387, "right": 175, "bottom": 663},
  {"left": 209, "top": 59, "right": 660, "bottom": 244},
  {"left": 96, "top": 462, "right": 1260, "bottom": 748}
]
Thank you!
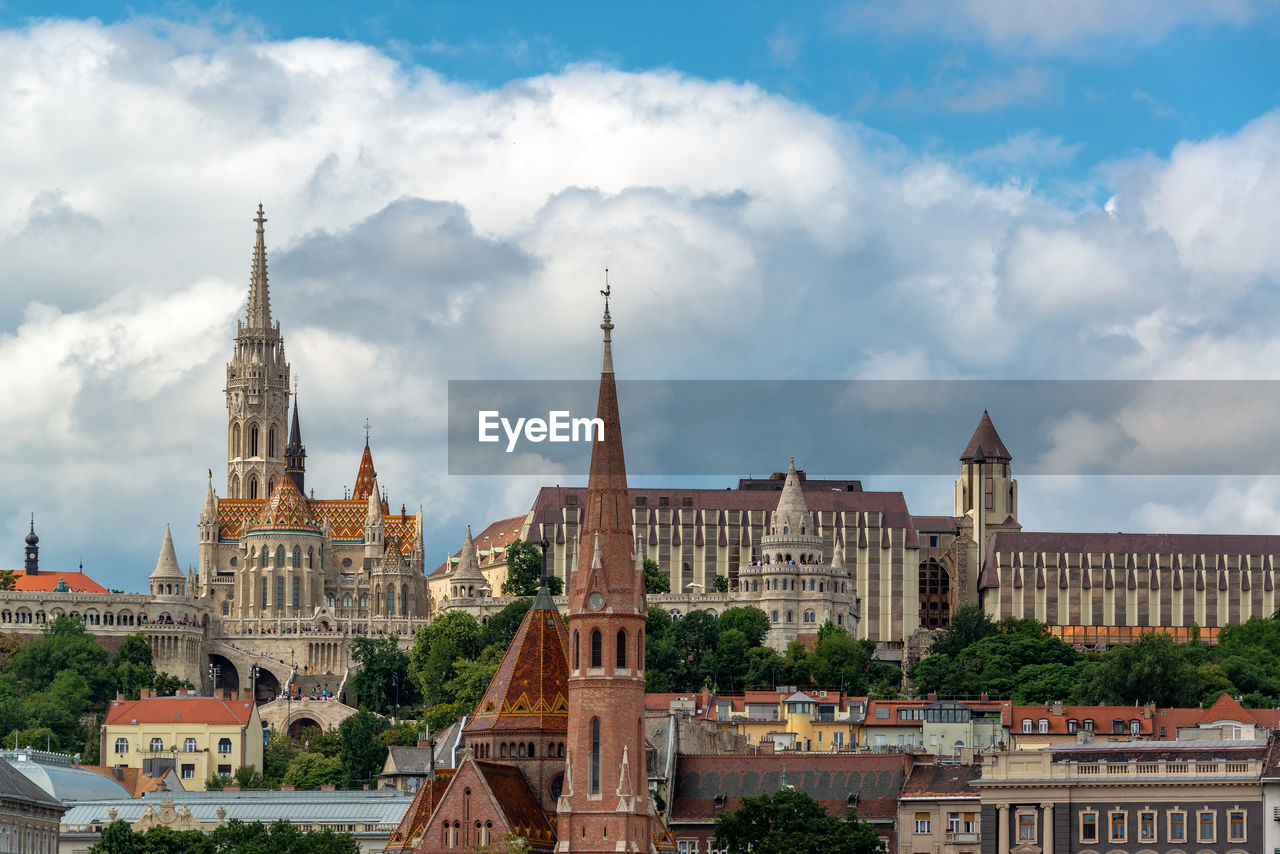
[{"left": 947, "top": 830, "right": 980, "bottom": 844}]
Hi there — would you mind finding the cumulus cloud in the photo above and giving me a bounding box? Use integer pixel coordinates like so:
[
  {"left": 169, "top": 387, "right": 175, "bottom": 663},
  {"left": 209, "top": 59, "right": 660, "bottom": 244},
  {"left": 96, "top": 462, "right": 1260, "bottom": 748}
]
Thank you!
[{"left": 3, "top": 17, "right": 1280, "bottom": 585}]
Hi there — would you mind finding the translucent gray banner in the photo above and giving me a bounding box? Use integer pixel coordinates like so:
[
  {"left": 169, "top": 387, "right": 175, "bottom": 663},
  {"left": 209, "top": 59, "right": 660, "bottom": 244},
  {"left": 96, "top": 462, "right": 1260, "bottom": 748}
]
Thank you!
[{"left": 447, "top": 380, "right": 1280, "bottom": 476}]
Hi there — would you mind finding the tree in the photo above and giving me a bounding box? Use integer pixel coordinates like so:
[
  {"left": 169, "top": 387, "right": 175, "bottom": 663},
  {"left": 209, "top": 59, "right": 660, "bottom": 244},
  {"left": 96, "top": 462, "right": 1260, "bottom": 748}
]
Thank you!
[
  {"left": 713, "top": 787, "right": 885, "bottom": 854},
  {"left": 443, "top": 646, "right": 503, "bottom": 708},
  {"left": 407, "top": 611, "right": 482, "bottom": 706},
  {"left": 501, "top": 539, "right": 562, "bottom": 595},
  {"left": 928, "top": 604, "right": 997, "bottom": 658},
  {"left": 350, "top": 635, "right": 414, "bottom": 712},
  {"left": 282, "top": 751, "right": 344, "bottom": 789},
  {"left": 0, "top": 570, "right": 17, "bottom": 591},
  {"left": 479, "top": 598, "right": 534, "bottom": 651},
  {"left": 11, "top": 615, "right": 113, "bottom": 702},
  {"left": 717, "top": 607, "right": 770, "bottom": 648},
  {"left": 643, "top": 559, "right": 670, "bottom": 594},
  {"left": 338, "top": 708, "right": 388, "bottom": 788}
]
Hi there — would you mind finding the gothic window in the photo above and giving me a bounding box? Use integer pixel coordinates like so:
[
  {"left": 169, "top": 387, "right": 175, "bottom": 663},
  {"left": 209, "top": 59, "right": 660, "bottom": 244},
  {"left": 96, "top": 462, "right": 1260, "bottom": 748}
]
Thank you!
[
  {"left": 292, "top": 577, "right": 300, "bottom": 610},
  {"left": 343, "top": 595, "right": 352, "bottom": 608},
  {"left": 785, "top": 611, "right": 793, "bottom": 622},
  {"left": 616, "top": 629, "right": 627, "bottom": 668},
  {"left": 268, "top": 424, "right": 277, "bottom": 458},
  {"left": 307, "top": 547, "right": 313, "bottom": 568},
  {"left": 229, "top": 473, "right": 239, "bottom": 499},
  {"left": 261, "top": 577, "right": 268, "bottom": 605},
  {"left": 360, "top": 595, "right": 369, "bottom": 609},
  {"left": 276, "top": 546, "right": 285, "bottom": 568},
  {"left": 573, "top": 630, "right": 580, "bottom": 670},
  {"left": 268, "top": 477, "right": 275, "bottom": 495},
  {"left": 771, "top": 610, "right": 778, "bottom": 622},
  {"left": 292, "top": 547, "right": 301, "bottom": 568},
  {"left": 591, "top": 629, "right": 602, "bottom": 668},
  {"left": 250, "top": 424, "right": 259, "bottom": 457},
  {"left": 276, "top": 577, "right": 284, "bottom": 608},
  {"left": 818, "top": 582, "right": 823, "bottom": 592},
  {"left": 230, "top": 423, "right": 241, "bottom": 458},
  {"left": 591, "top": 718, "right": 601, "bottom": 794},
  {"left": 557, "top": 742, "right": 564, "bottom": 757},
  {"left": 551, "top": 774, "right": 564, "bottom": 798},
  {"left": 387, "top": 588, "right": 396, "bottom": 615},
  {"left": 249, "top": 476, "right": 258, "bottom": 499},
  {"left": 919, "top": 559, "right": 951, "bottom": 630},
  {"left": 222, "top": 602, "right": 229, "bottom": 616},
  {"left": 401, "top": 585, "right": 408, "bottom": 615}
]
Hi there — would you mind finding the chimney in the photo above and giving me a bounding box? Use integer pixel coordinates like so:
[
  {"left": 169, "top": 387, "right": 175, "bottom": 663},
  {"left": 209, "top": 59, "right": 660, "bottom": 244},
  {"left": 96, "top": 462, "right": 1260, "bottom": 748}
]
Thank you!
[
  {"left": 224, "top": 785, "right": 241, "bottom": 792},
  {"left": 980, "top": 693, "right": 988, "bottom": 702},
  {"left": 113, "top": 766, "right": 124, "bottom": 780},
  {"left": 1052, "top": 701, "right": 1065, "bottom": 717},
  {"left": 926, "top": 693, "right": 937, "bottom": 701},
  {"left": 280, "top": 785, "right": 295, "bottom": 791},
  {"left": 140, "top": 687, "right": 151, "bottom": 698},
  {"left": 320, "top": 784, "right": 336, "bottom": 791},
  {"left": 362, "top": 784, "right": 370, "bottom": 791},
  {"left": 116, "top": 692, "right": 124, "bottom": 702}
]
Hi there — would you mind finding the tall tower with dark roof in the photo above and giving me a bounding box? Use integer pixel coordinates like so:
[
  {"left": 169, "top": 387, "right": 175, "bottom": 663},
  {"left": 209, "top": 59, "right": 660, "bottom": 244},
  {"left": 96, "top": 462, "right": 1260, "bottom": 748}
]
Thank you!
[
  {"left": 284, "top": 393, "right": 306, "bottom": 495},
  {"left": 225, "top": 205, "right": 290, "bottom": 500},
  {"left": 557, "top": 299, "right": 656, "bottom": 853},
  {"left": 955, "top": 410, "right": 1019, "bottom": 552}
]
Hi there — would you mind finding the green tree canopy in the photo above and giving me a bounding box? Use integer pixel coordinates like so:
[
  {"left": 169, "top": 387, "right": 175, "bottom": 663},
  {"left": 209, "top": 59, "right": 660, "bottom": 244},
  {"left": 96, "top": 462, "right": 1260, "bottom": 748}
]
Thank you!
[
  {"left": 501, "top": 539, "right": 563, "bottom": 596},
  {"left": 713, "top": 787, "right": 885, "bottom": 854},
  {"left": 643, "top": 559, "right": 670, "bottom": 594},
  {"left": 338, "top": 708, "right": 388, "bottom": 789},
  {"left": 407, "top": 611, "right": 481, "bottom": 705},
  {"left": 350, "top": 634, "right": 414, "bottom": 712}
]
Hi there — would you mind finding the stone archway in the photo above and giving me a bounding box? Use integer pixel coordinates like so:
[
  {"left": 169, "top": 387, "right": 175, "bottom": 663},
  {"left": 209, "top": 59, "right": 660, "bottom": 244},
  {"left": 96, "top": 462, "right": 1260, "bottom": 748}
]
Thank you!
[{"left": 206, "top": 653, "right": 241, "bottom": 696}]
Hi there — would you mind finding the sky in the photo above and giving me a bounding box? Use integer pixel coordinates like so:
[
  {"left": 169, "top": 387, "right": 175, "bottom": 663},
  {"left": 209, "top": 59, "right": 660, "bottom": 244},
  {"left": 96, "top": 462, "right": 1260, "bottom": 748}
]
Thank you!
[{"left": 1, "top": 1, "right": 1279, "bottom": 591}]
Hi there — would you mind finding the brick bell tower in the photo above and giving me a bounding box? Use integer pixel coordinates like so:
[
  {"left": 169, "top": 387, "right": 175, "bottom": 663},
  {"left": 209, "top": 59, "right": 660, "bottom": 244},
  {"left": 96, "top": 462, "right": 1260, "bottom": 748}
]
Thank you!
[{"left": 557, "top": 290, "right": 655, "bottom": 853}]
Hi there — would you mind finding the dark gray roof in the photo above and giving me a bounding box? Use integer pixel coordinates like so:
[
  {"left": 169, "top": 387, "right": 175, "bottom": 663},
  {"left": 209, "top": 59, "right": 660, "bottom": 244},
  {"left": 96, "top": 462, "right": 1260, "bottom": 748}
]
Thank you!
[
  {"left": 0, "top": 757, "right": 67, "bottom": 812},
  {"left": 0, "top": 750, "right": 129, "bottom": 803}
]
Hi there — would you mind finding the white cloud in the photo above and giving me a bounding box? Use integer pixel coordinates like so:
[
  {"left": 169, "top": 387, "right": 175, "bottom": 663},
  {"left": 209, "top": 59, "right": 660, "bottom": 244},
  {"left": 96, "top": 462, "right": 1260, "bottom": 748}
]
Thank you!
[
  {"left": 3, "top": 18, "right": 1280, "bottom": 586},
  {"left": 840, "top": 0, "right": 1272, "bottom": 51}
]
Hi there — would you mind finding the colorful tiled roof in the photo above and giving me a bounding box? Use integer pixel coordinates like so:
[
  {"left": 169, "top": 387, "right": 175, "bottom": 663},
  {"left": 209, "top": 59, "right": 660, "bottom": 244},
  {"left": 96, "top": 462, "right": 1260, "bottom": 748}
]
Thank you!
[
  {"left": 352, "top": 441, "right": 377, "bottom": 501},
  {"left": 248, "top": 474, "right": 320, "bottom": 534},
  {"left": 104, "top": 696, "right": 255, "bottom": 727},
  {"left": 12, "top": 572, "right": 106, "bottom": 594},
  {"left": 217, "top": 498, "right": 414, "bottom": 556},
  {"left": 465, "top": 586, "right": 569, "bottom": 735}
]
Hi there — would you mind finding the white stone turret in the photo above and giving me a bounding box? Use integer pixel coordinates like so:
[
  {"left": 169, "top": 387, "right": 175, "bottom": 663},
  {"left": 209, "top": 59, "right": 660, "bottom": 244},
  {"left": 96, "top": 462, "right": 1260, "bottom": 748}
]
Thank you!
[
  {"left": 150, "top": 525, "right": 186, "bottom": 597},
  {"left": 364, "top": 477, "right": 385, "bottom": 562},
  {"left": 450, "top": 527, "right": 488, "bottom": 599}
]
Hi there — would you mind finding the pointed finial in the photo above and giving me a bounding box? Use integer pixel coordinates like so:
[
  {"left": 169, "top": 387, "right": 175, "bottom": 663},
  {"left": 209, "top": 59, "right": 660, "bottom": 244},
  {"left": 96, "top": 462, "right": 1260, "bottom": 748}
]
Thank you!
[
  {"left": 294, "top": 376, "right": 299, "bottom": 396},
  {"left": 599, "top": 270, "right": 615, "bottom": 374},
  {"left": 363, "top": 418, "right": 371, "bottom": 442},
  {"left": 30, "top": 513, "right": 34, "bottom": 533}
]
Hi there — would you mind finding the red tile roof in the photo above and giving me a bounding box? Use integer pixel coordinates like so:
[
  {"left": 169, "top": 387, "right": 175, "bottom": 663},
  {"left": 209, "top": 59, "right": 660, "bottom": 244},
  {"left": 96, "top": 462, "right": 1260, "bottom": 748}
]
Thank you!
[
  {"left": 12, "top": 572, "right": 106, "bottom": 593},
  {"left": 475, "top": 760, "right": 556, "bottom": 849},
  {"left": 104, "top": 696, "right": 255, "bottom": 726},
  {"left": 1011, "top": 705, "right": 1153, "bottom": 737},
  {"left": 429, "top": 515, "right": 530, "bottom": 579},
  {"left": 960, "top": 411, "right": 1011, "bottom": 462}
]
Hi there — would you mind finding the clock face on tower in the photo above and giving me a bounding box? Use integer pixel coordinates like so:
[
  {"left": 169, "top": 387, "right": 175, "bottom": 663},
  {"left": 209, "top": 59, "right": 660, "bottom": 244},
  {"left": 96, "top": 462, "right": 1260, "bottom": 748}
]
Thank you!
[
  {"left": 26, "top": 552, "right": 35, "bottom": 561},
  {"left": 587, "top": 592, "right": 605, "bottom": 611}
]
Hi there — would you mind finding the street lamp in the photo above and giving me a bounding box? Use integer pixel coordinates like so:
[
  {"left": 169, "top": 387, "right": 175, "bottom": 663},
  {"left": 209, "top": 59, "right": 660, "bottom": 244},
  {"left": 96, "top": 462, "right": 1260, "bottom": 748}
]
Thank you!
[
  {"left": 392, "top": 674, "right": 400, "bottom": 721},
  {"left": 248, "top": 663, "right": 260, "bottom": 703},
  {"left": 208, "top": 663, "right": 221, "bottom": 693},
  {"left": 539, "top": 537, "right": 550, "bottom": 588}
]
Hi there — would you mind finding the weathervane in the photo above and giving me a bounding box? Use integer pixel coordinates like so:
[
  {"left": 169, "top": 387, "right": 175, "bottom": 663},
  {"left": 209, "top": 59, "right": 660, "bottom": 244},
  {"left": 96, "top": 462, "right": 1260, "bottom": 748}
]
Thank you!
[
  {"left": 601, "top": 267, "right": 611, "bottom": 315},
  {"left": 363, "top": 418, "right": 372, "bottom": 441}
]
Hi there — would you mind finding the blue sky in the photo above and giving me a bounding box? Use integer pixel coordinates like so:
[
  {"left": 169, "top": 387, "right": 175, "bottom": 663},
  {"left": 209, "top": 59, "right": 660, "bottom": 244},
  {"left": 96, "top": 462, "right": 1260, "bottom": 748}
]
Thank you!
[{"left": 1, "top": 2, "right": 1279, "bottom": 588}]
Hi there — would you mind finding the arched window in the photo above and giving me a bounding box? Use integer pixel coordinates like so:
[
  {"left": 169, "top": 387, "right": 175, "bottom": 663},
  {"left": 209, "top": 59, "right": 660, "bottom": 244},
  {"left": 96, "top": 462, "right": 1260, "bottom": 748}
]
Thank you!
[
  {"left": 276, "top": 577, "right": 284, "bottom": 608},
  {"left": 590, "top": 718, "right": 601, "bottom": 794},
  {"left": 343, "top": 595, "right": 352, "bottom": 608},
  {"left": 518, "top": 743, "right": 527, "bottom": 758},
  {"left": 401, "top": 585, "right": 408, "bottom": 615},
  {"left": 229, "top": 473, "right": 240, "bottom": 499},
  {"left": 250, "top": 424, "right": 259, "bottom": 457},
  {"left": 115, "top": 738, "right": 129, "bottom": 753},
  {"left": 591, "top": 629, "right": 602, "bottom": 668},
  {"left": 500, "top": 743, "right": 507, "bottom": 758},
  {"left": 230, "top": 423, "right": 241, "bottom": 458},
  {"left": 222, "top": 601, "right": 229, "bottom": 616},
  {"left": 771, "top": 610, "right": 778, "bottom": 622},
  {"left": 292, "top": 577, "right": 300, "bottom": 610},
  {"left": 616, "top": 630, "right": 627, "bottom": 669},
  {"left": 551, "top": 774, "right": 564, "bottom": 798},
  {"left": 292, "top": 547, "right": 301, "bottom": 568},
  {"left": 359, "top": 594, "right": 369, "bottom": 609},
  {"left": 268, "top": 424, "right": 277, "bottom": 458},
  {"left": 184, "top": 738, "right": 198, "bottom": 752},
  {"left": 150, "top": 737, "right": 164, "bottom": 752},
  {"left": 557, "top": 742, "right": 564, "bottom": 758},
  {"left": 785, "top": 611, "right": 793, "bottom": 622},
  {"left": 249, "top": 475, "right": 258, "bottom": 499},
  {"left": 275, "top": 546, "right": 285, "bottom": 569},
  {"left": 261, "top": 577, "right": 268, "bottom": 606},
  {"left": 268, "top": 477, "right": 275, "bottom": 495},
  {"left": 218, "top": 738, "right": 232, "bottom": 754},
  {"left": 387, "top": 588, "right": 396, "bottom": 615}
]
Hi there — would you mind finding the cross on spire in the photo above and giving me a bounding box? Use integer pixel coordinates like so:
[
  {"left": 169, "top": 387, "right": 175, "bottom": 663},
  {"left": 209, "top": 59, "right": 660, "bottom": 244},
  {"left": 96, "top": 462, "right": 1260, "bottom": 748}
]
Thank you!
[
  {"left": 363, "top": 418, "right": 372, "bottom": 442},
  {"left": 600, "top": 269, "right": 614, "bottom": 374},
  {"left": 246, "top": 204, "right": 272, "bottom": 329},
  {"left": 600, "top": 267, "right": 611, "bottom": 315}
]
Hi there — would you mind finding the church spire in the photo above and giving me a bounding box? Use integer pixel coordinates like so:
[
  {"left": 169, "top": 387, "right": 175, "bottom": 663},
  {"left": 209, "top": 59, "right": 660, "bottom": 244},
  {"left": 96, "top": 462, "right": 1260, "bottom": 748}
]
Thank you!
[
  {"left": 246, "top": 204, "right": 272, "bottom": 330},
  {"left": 285, "top": 387, "right": 306, "bottom": 494}
]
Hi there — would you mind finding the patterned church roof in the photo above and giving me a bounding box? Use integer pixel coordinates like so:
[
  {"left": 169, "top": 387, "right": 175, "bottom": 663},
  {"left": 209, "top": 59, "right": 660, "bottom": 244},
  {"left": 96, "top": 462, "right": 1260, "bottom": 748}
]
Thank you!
[
  {"left": 218, "top": 500, "right": 415, "bottom": 555},
  {"left": 248, "top": 474, "right": 321, "bottom": 534},
  {"left": 352, "top": 441, "right": 377, "bottom": 501},
  {"left": 464, "top": 586, "right": 569, "bottom": 735},
  {"left": 384, "top": 770, "right": 453, "bottom": 852}
]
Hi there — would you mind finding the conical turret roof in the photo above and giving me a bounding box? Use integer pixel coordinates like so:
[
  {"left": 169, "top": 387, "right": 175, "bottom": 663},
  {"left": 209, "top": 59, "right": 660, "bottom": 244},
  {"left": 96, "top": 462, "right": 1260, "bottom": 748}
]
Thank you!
[
  {"left": 246, "top": 205, "right": 272, "bottom": 330},
  {"left": 250, "top": 473, "right": 321, "bottom": 533},
  {"left": 451, "top": 527, "right": 488, "bottom": 586},
  {"left": 199, "top": 474, "right": 218, "bottom": 525},
  {"left": 150, "top": 525, "right": 184, "bottom": 579},
  {"left": 464, "top": 584, "right": 569, "bottom": 734},
  {"left": 771, "top": 457, "right": 811, "bottom": 535},
  {"left": 960, "top": 410, "right": 1011, "bottom": 462}
]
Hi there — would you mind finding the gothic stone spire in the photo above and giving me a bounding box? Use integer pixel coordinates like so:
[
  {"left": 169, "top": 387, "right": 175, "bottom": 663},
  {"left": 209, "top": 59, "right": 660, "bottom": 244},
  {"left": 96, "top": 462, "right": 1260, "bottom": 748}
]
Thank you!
[{"left": 246, "top": 204, "right": 272, "bottom": 330}]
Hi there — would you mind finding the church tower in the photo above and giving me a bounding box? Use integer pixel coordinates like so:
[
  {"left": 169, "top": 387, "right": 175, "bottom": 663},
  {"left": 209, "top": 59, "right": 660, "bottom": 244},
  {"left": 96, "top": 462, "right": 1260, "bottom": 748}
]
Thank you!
[
  {"left": 557, "top": 296, "right": 655, "bottom": 853},
  {"left": 954, "top": 410, "right": 1019, "bottom": 553},
  {"left": 225, "top": 205, "right": 290, "bottom": 500}
]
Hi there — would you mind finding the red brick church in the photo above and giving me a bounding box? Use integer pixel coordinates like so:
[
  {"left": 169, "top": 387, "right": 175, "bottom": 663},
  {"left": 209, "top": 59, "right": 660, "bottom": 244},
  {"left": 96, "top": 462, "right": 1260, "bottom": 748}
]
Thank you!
[{"left": 388, "top": 301, "right": 669, "bottom": 853}]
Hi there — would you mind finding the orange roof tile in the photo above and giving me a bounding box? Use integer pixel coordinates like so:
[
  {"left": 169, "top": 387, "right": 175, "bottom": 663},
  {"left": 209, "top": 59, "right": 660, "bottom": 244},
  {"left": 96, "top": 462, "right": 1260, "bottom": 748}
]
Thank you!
[
  {"left": 352, "top": 442, "right": 377, "bottom": 501},
  {"left": 1011, "top": 705, "right": 1154, "bottom": 736},
  {"left": 430, "top": 515, "right": 529, "bottom": 578},
  {"left": 249, "top": 474, "right": 320, "bottom": 534},
  {"left": 104, "top": 696, "right": 255, "bottom": 727},
  {"left": 12, "top": 572, "right": 106, "bottom": 593}
]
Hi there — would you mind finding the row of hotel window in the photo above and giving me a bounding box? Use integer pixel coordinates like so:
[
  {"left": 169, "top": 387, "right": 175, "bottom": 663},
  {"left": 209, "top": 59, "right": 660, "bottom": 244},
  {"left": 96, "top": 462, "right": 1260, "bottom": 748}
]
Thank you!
[
  {"left": 912, "top": 812, "right": 980, "bottom": 834},
  {"left": 115, "top": 737, "right": 233, "bottom": 753},
  {"left": 987, "top": 808, "right": 1248, "bottom": 845},
  {"left": 1020, "top": 718, "right": 1141, "bottom": 735}
]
